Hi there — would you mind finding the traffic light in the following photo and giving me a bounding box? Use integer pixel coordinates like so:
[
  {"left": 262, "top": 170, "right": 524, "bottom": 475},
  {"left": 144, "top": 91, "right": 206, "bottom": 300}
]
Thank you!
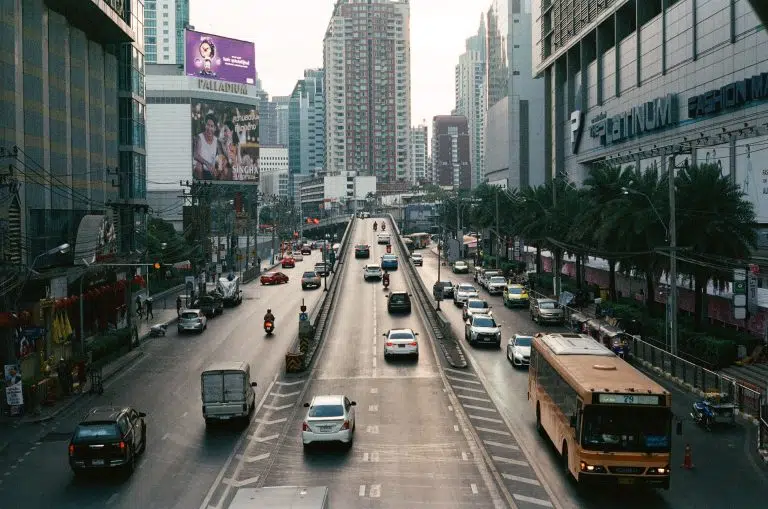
[{"left": 153, "top": 262, "right": 161, "bottom": 270}]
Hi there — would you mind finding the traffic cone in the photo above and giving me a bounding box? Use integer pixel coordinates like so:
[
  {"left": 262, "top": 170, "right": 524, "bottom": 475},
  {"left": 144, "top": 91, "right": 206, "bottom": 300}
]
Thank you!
[{"left": 682, "top": 443, "right": 694, "bottom": 469}]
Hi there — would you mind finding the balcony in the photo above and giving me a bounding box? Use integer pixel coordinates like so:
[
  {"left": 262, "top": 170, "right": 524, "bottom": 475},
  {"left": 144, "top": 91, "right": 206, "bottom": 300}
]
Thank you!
[{"left": 45, "top": 0, "right": 135, "bottom": 44}]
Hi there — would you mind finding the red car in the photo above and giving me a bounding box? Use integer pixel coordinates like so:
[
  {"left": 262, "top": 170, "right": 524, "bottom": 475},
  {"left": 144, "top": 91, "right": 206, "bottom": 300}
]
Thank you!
[
  {"left": 261, "top": 271, "right": 289, "bottom": 285},
  {"left": 281, "top": 257, "right": 296, "bottom": 268}
]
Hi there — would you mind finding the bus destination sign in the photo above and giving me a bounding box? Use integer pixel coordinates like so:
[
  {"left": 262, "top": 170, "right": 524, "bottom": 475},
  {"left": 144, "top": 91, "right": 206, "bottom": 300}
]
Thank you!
[{"left": 597, "top": 393, "right": 661, "bottom": 406}]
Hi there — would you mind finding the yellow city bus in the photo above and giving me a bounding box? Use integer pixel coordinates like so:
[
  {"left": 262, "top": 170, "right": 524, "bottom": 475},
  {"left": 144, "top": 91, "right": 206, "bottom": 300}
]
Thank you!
[{"left": 528, "top": 333, "right": 675, "bottom": 489}]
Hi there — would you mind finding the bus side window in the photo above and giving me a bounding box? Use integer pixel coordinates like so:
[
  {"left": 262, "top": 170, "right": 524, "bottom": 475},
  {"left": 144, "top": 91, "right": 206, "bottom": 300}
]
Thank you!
[{"left": 576, "top": 400, "right": 583, "bottom": 435}]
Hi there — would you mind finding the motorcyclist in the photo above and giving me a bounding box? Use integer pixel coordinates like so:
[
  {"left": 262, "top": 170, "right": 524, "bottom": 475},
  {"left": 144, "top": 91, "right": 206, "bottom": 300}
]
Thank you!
[
  {"left": 264, "top": 309, "right": 275, "bottom": 325},
  {"left": 373, "top": 222, "right": 378, "bottom": 231},
  {"left": 382, "top": 270, "right": 390, "bottom": 286},
  {"left": 381, "top": 222, "right": 386, "bottom": 231}
]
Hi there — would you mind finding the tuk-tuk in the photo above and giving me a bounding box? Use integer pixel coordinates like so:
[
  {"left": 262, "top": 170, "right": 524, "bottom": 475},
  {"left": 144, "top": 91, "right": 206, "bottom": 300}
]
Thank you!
[
  {"left": 599, "top": 324, "right": 632, "bottom": 359},
  {"left": 568, "top": 312, "right": 590, "bottom": 333}
]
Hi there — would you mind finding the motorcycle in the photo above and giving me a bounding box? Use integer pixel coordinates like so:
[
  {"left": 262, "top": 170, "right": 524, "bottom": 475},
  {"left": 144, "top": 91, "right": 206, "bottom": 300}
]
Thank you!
[
  {"left": 610, "top": 336, "right": 630, "bottom": 359},
  {"left": 373, "top": 222, "right": 378, "bottom": 231},
  {"left": 264, "top": 320, "right": 275, "bottom": 335},
  {"left": 381, "top": 223, "right": 386, "bottom": 231},
  {"left": 691, "top": 392, "right": 736, "bottom": 430},
  {"left": 382, "top": 274, "right": 390, "bottom": 289},
  {"left": 149, "top": 323, "right": 167, "bottom": 337}
]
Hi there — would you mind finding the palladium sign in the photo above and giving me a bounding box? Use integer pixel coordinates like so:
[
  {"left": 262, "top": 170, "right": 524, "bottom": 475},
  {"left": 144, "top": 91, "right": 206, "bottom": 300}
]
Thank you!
[{"left": 590, "top": 94, "right": 678, "bottom": 146}]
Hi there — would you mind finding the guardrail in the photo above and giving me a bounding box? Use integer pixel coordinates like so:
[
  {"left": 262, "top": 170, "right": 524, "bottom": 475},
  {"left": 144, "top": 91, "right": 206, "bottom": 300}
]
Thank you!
[
  {"left": 284, "top": 216, "right": 354, "bottom": 373},
  {"left": 759, "top": 406, "right": 768, "bottom": 452},
  {"left": 388, "top": 214, "right": 467, "bottom": 368}
]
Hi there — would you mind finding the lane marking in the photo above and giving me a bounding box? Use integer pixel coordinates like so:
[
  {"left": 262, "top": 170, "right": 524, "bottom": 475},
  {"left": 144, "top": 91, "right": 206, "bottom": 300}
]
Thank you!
[
  {"left": 462, "top": 452, "right": 469, "bottom": 461},
  {"left": 369, "top": 484, "right": 381, "bottom": 498},
  {"left": 454, "top": 425, "right": 460, "bottom": 431},
  {"left": 502, "top": 473, "right": 541, "bottom": 486},
  {"left": 475, "top": 426, "right": 511, "bottom": 436},
  {"left": 370, "top": 451, "right": 380, "bottom": 462},
  {"left": 446, "top": 375, "right": 481, "bottom": 385},
  {"left": 471, "top": 483, "right": 479, "bottom": 495},
  {"left": 182, "top": 412, "right": 188, "bottom": 418},
  {"left": 249, "top": 433, "right": 279, "bottom": 443},
  {"left": 469, "top": 414, "right": 505, "bottom": 424},
  {"left": 315, "top": 374, "right": 438, "bottom": 380},
  {"left": 270, "top": 391, "right": 301, "bottom": 398},
  {"left": 254, "top": 417, "right": 288, "bottom": 425},
  {"left": 235, "top": 453, "right": 270, "bottom": 463},
  {"left": 161, "top": 433, "right": 170, "bottom": 441},
  {"left": 106, "top": 493, "right": 119, "bottom": 505},
  {"left": 456, "top": 394, "right": 492, "bottom": 402},
  {"left": 362, "top": 452, "right": 369, "bottom": 462},
  {"left": 368, "top": 405, "right": 378, "bottom": 412},
  {"left": 445, "top": 367, "right": 476, "bottom": 376},
  {"left": 372, "top": 357, "right": 377, "bottom": 368},
  {"left": 370, "top": 388, "right": 378, "bottom": 394},
  {"left": 263, "top": 404, "right": 293, "bottom": 411},
  {"left": 492, "top": 455, "right": 529, "bottom": 467},
  {"left": 359, "top": 485, "right": 366, "bottom": 497},
  {"left": 276, "top": 380, "right": 305, "bottom": 386},
  {"left": 463, "top": 404, "right": 497, "bottom": 413},
  {"left": 452, "top": 385, "right": 486, "bottom": 394},
  {"left": 24, "top": 451, "right": 31, "bottom": 456},
  {"left": 223, "top": 476, "right": 260, "bottom": 488},
  {"left": 447, "top": 405, "right": 453, "bottom": 411},
  {"left": 513, "top": 494, "right": 554, "bottom": 507},
  {"left": 484, "top": 440, "right": 520, "bottom": 451},
  {"left": 366, "top": 425, "right": 379, "bottom": 434}
]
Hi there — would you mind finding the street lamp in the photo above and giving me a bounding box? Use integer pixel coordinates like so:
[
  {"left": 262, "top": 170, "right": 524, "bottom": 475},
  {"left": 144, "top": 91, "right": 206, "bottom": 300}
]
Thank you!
[
  {"left": 436, "top": 226, "right": 442, "bottom": 311},
  {"left": 14, "top": 242, "right": 71, "bottom": 308},
  {"left": 621, "top": 187, "right": 669, "bottom": 239}
]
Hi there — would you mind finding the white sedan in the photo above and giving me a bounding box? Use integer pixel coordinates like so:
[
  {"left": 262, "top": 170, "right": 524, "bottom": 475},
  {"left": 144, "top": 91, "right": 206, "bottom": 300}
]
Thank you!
[
  {"left": 507, "top": 334, "right": 533, "bottom": 367},
  {"left": 383, "top": 328, "right": 419, "bottom": 360},
  {"left": 302, "top": 395, "right": 357, "bottom": 449},
  {"left": 291, "top": 251, "right": 304, "bottom": 261},
  {"left": 454, "top": 283, "right": 479, "bottom": 306},
  {"left": 363, "top": 264, "right": 383, "bottom": 280}
]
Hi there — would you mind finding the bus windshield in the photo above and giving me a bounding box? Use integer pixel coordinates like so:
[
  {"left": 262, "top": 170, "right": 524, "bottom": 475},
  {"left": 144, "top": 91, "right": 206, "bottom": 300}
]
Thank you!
[{"left": 581, "top": 405, "right": 671, "bottom": 453}]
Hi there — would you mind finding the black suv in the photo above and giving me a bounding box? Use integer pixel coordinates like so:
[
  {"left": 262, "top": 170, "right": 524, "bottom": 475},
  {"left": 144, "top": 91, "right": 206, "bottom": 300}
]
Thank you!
[
  {"left": 195, "top": 293, "right": 224, "bottom": 318},
  {"left": 355, "top": 244, "right": 371, "bottom": 258},
  {"left": 387, "top": 290, "right": 412, "bottom": 313},
  {"left": 69, "top": 406, "right": 147, "bottom": 476}
]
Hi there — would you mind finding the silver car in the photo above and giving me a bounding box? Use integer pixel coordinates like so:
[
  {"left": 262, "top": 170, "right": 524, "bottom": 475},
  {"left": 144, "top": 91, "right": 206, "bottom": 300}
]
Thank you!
[
  {"left": 463, "top": 298, "right": 492, "bottom": 320},
  {"left": 531, "top": 298, "right": 565, "bottom": 324},
  {"left": 302, "top": 395, "right": 357, "bottom": 448},
  {"left": 178, "top": 309, "right": 207, "bottom": 334},
  {"left": 383, "top": 328, "right": 419, "bottom": 360},
  {"left": 464, "top": 314, "right": 502, "bottom": 348},
  {"left": 507, "top": 334, "right": 533, "bottom": 367},
  {"left": 454, "top": 283, "right": 479, "bottom": 306},
  {"left": 363, "top": 264, "right": 383, "bottom": 280},
  {"left": 487, "top": 276, "right": 507, "bottom": 295}
]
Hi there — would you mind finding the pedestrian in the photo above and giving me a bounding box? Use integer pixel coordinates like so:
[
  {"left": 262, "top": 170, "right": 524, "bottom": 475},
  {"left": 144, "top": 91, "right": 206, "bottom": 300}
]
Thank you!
[
  {"left": 57, "top": 358, "right": 70, "bottom": 396},
  {"left": 176, "top": 295, "right": 182, "bottom": 317},
  {"left": 135, "top": 295, "right": 143, "bottom": 319},
  {"left": 145, "top": 298, "right": 154, "bottom": 320}
]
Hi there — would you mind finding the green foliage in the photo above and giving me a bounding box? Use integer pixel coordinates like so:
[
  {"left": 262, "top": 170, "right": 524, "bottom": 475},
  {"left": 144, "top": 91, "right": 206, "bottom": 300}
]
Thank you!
[
  {"left": 88, "top": 327, "right": 133, "bottom": 365},
  {"left": 147, "top": 217, "right": 193, "bottom": 265}
]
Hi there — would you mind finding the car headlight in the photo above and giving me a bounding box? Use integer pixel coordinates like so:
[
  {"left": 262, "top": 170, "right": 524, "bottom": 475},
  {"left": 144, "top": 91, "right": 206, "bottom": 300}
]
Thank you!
[{"left": 496, "top": 331, "right": 501, "bottom": 338}]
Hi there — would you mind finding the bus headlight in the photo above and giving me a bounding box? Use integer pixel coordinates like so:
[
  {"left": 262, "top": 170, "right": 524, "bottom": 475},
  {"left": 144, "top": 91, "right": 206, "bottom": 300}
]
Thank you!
[
  {"left": 579, "top": 461, "right": 606, "bottom": 473},
  {"left": 648, "top": 466, "right": 669, "bottom": 474}
]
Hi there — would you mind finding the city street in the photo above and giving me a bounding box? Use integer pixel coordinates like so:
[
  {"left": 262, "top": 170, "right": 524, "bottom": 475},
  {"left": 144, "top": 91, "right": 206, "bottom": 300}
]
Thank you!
[
  {"left": 0, "top": 251, "right": 326, "bottom": 509},
  {"left": 200, "top": 218, "right": 507, "bottom": 509},
  {"left": 416, "top": 247, "right": 768, "bottom": 509}
]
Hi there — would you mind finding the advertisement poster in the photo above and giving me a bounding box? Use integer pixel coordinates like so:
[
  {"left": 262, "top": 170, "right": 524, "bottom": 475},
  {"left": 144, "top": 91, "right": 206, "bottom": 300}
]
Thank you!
[
  {"left": 191, "top": 100, "right": 259, "bottom": 183},
  {"left": 696, "top": 144, "right": 730, "bottom": 177},
  {"left": 735, "top": 135, "right": 768, "bottom": 223},
  {"left": 4, "top": 364, "right": 23, "bottom": 410},
  {"left": 185, "top": 30, "right": 255, "bottom": 85}
]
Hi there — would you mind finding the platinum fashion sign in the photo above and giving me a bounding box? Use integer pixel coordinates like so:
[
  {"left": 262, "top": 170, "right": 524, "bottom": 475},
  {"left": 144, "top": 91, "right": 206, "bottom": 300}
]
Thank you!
[{"left": 589, "top": 94, "right": 678, "bottom": 146}]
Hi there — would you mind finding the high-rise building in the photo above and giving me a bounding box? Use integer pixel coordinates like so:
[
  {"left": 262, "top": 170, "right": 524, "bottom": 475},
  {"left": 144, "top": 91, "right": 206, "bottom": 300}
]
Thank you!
[
  {"left": 455, "top": 16, "right": 487, "bottom": 188},
  {"left": 410, "top": 125, "right": 429, "bottom": 184},
  {"left": 259, "top": 146, "right": 290, "bottom": 198},
  {"left": 432, "top": 115, "right": 472, "bottom": 189},
  {"left": 485, "top": 0, "right": 545, "bottom": 189},
  {"left": 144, "top": 0, "right": 189, "bottom": 64},
  {"left": 257, "top": 91, "right": 278, "bottom": 145},
  {"left": 273, "top": 96, "right": 290, "bottom": 147},
  {"left": 323, "top": 0, "right": 412, "bottom": 182},
  {"left": 289, "top": 69, "right": 326, "bottom": 202}
]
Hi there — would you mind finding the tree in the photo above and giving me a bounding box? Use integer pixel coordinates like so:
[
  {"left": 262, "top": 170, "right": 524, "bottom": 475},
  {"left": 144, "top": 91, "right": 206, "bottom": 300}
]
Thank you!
[
  {"left": 147, "top": 217, "right": 190, "bottom": 264},
  {"left": 675, "top": 163, "right": 757, "bottom": 329}
]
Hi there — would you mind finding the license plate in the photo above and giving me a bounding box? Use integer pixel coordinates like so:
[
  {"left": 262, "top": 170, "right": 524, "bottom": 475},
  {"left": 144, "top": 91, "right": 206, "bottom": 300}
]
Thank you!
[
  {"left": 618, "top": 477, "right": 635, "bottom": 485},
  {"left": 319, "top": 426, "right": 333, "bottom": 432},
  {"left": 92, "top": 459, "right": 105, "bottom": 466},
  {"left": 219, "top": 415, "right": 230, "bottom": 420},
  {"left": 399, "top": 344, "right": 406, "bottom": 348}
]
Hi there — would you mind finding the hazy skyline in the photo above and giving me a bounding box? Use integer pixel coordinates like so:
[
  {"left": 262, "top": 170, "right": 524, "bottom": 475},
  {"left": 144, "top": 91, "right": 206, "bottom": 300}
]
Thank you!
[{"left": 189, "top": 0, "right": 491, "bottom": 127}]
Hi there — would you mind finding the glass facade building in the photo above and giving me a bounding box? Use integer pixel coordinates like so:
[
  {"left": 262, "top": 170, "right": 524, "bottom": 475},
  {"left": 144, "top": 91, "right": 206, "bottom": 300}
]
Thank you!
[
  {"left": 144, "top": 0, "right": 188, "bottom": 64},
  {"left": 289, "top": 69, "right": 326, "bottom": 202}
]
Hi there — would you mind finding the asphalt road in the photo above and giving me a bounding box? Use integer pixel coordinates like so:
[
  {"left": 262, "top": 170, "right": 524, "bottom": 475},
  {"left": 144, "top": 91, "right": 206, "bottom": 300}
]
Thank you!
[
  {"left": 0, "top": 251, "right": 327, "bottom": 509},
  {"left": 416, "top": 247, "right": 768, "bottom": 509},
  {"left": 200, "top": 218, "right": 507, "bottom": 509}
]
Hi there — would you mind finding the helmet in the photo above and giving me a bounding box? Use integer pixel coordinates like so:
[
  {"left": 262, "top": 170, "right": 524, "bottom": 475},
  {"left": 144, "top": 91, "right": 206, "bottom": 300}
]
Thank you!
[{"left": 267, "top": 309, "right": 272, "bottom": 313}]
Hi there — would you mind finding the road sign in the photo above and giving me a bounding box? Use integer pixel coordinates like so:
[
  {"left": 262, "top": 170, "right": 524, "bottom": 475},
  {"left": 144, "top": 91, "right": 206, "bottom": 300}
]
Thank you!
[
  {"left": 748, "top": 273, "right": 758, "bottom": 315},
  {"left": 299, "top": 312, "right": 308, "bottom": 321}
]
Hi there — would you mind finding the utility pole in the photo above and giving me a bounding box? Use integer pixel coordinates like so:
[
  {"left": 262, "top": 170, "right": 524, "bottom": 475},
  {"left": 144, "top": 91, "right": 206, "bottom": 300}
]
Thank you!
[
  {"left": 667, "top": 155, "right": 681, "bottom": 356},
  {"left": 495, "top": 187, "right": 500, "bottom": 269},
  {"left": 552, "top": 176, "right": 561, "bottom": 298}
]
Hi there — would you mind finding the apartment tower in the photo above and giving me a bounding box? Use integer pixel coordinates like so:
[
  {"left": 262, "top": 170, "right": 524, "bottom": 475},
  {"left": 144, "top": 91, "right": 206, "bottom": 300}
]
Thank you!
[{"left": 144, "top": 0, "right": 189, "bottom": 64}]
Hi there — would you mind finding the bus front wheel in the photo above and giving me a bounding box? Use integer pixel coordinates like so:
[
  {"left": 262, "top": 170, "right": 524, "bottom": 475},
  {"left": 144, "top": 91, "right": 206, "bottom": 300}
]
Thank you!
[{"left": 562, "top": 443, "right": 573, "bottom": 482}]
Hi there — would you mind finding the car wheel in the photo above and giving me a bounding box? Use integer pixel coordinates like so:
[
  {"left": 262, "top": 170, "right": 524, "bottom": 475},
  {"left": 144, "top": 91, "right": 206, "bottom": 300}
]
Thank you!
[
  {"left": 138, "top": 425, "right": 147, "bottom": 454},
  {"left": 125, "top": 447, "right": 136, "bottom": 475}
]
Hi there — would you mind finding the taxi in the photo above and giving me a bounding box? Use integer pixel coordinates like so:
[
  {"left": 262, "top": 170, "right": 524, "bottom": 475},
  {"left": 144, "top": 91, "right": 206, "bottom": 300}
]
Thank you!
[{"left": 502, "top": 283, "right": 529, "bottom": 308}]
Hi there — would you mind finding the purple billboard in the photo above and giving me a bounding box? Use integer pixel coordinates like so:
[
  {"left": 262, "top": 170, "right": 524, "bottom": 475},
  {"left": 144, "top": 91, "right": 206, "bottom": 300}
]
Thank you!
[{"left": 185, "top": 29, "right": 256, "bottom": 85}]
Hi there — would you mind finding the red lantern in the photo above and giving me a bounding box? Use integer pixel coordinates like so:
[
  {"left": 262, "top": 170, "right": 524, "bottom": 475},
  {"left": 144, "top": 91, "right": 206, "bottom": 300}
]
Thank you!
[{"left": 117, "top": 280, "right": 126, "bottom": 290}]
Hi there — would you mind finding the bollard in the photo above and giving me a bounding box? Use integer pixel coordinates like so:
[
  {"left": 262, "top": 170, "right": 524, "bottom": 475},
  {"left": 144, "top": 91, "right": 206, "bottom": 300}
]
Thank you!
[{"left": 682, "top": 443, "right": 694, "bottom": 469}]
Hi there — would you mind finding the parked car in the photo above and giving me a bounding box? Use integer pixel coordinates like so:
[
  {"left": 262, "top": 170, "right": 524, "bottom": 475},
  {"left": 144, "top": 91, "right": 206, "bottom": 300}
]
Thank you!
[
  {"left": 302, "top": 395, "right": 357, "bottom": 449},
  {"left": 506, "top": 334, "right": 533, "bottom": 367},
  {"left": 454, "top": 283, "right": 479, "bottom": 306},
  {"left": 281, "top": 257, "right": 296, "bottom": 268},
  {"left": 195, "top": 294, "right": 224, "bottom": 318},
  {"left": 261, "top": 271, "right": 290, "bottom": 285},
  {"left": 178, "top": 309, "right": 207, "bottom": 334},
  {"left": 453, "top": 260, "right": 469, "bottom": 274},
  {"left": 432, "top": 280, "right": 455, "bottom": 300},
  {"left": 387, "top": 290, "right": 411, "bottom": 313},
  {"left": 69, "top": 406, "right": 147, "bottom": 476},
  {"left": 503, "top": 284, "right": 529, "bottom": 308},
  {"left": 411, "top": 253, "right": 423, "bottom": 266},
  {"left": 381, "top": 254, "right": 399, "bottom": 270},
  {"left": 462, "top": 298, "right": 492, "bottom": 320},
  {"left": 301, "top": 271, "right": 321, "bottom": 289},
  {"left": 363, "top": 264, "right": 383, "bottom": 280},
  {"left": 464, "top": 313, "right": 502, "bottom": 347},
  {"left": 383, "top": 328, "right": 419, "bottom": 360},
  {"left": 355, "top": 244, "right": 371, "bottom": 258},
  {"left": 530, "top": 297, "right": 565, "bottom": 324}
]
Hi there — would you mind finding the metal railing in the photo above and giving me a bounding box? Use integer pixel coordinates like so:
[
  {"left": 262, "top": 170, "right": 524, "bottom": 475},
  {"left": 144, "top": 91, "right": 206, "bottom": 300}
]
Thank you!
[{"left": 760, "top": 405, "right": 768, "bottom": 450}]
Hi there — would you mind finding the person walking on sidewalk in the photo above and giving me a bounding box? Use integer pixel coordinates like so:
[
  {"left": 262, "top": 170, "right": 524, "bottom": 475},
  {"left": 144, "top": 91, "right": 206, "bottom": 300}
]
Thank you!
[
  {"left": 145, "top": 298, "right": 154, "bottom": 321},
  {"left": 176, "top": 295, "right": 182, "bottom": 317},
  {"left": 135, "top": 295, "right": 143, "bottom": 319}
]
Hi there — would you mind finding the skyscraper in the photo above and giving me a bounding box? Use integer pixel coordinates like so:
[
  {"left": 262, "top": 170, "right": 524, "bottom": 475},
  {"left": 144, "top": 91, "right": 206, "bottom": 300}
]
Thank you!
[
  {"left": 144, "top": 0, "right": 189, "bottom": 64},
  {"left": 455, "top": 17, "right": 487, "bottom": 188},
  {"left": 432, "top": 115, "right": 471, "bottom": 190},
  {"left": 410, "top": 125, "right": 428, "bottom": 184},
  {"left": 289, "top": 69, "right": 326, "bottom": 201},
  {"left": 323, "top": 0, "right": 411, "bottom": 182},
  {"left": 272, "top": 96, "right": 291, "bottom": 147}
]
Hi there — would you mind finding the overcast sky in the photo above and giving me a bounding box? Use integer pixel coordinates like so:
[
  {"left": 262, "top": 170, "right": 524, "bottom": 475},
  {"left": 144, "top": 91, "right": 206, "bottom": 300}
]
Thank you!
[{"left": 190, "top": 0, "right": 490, "bottom": 127}]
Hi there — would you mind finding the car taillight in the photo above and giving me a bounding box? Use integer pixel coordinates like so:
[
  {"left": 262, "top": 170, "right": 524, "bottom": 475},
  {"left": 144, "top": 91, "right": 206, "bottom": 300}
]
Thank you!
[
  {"left": 119, "top": 441, "right": 126, "bottom": 451},
  {"left": 409, "top": 342, "right": 417, "bottom": 346},
  {"left": 341, "top": 420, "right": 350, "bottom": 430},
  {"left": 302, "top": 422, "right": 310, "bottom": 431},
  {"left": 385, "top": 342, "right": 393, "bottom": 346},
  {"left": 68, "top": 444, "right": 75, "bottom": 456}
]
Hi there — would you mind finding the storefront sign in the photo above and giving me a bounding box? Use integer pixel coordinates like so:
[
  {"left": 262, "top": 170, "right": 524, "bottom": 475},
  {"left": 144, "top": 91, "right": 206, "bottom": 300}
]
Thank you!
[
  {"left": 570, "top": 110, "right": 584, "bottom": 154},
  {"left": 589, "top": 94, "right": 678, "bottom": 146},
  {"left": 688, "top": 73, "right": 768, "bottom": 119},
  {"left": 197, "top": 79, "right": 249, "bottom": 95}
]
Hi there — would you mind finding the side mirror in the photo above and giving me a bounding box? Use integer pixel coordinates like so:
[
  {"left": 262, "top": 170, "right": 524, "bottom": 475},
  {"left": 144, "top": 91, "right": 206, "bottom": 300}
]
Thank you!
[
  {"left": 569, "top": 415, "right": 577, "bottom": 428},
  {"left": 414, "top": 332, "right": 419, "bottom": 336},
  {"left": 382, "top": 333, "right": 387, "bottom": 337},
  {"left": 466, "top": 320, "right": 471, "bottom": 325},
  {"left": 250, "top": 382, "right": 258, "bottom": 387},
  {"left": 351, "top": 401, "right": 357, "bottom": 406},
  {"left": 303, "top": 402, "right": 310, "bottom": 408},
  {"left": 488, "top": 306, "right": 492, "bottom": 309},
  {"left": 138, "top": 412, "right": 147, "bottom": 418}
]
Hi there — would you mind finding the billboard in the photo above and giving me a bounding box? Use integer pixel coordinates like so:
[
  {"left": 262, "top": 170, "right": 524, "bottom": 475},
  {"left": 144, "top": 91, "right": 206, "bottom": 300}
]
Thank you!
[
  {"left": 192, "top": 100, "right": 259, "bottom": 183},
  {"left": 185, "top": 30, "right": 256, "bottom": 85},
  {"left": 735, "top": 135, "right": 768, "bottom": 223}
]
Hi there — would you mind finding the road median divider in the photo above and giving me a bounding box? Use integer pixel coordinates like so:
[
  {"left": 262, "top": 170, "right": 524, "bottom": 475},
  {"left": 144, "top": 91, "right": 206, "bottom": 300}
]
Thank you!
[
  {"left": 388, "top": 214, "right": 468, "bottom": 369},
  {"left": 285, "top": 217, "right": 354, "bottom": 373}
]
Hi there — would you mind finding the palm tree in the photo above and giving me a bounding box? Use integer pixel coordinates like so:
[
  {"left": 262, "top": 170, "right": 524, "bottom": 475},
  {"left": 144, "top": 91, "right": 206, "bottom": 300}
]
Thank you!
[{"left": 675, "top": 163, "right": 757, "bottom": 329}]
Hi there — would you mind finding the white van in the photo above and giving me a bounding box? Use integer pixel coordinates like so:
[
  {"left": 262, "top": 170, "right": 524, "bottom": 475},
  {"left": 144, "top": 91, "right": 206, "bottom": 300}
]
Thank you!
[
  {"left": 227, "top": 487, "right": 329, "bottom": 509},
  {"left": 201, "top": 361, "right": 257, "bottom": 426}
]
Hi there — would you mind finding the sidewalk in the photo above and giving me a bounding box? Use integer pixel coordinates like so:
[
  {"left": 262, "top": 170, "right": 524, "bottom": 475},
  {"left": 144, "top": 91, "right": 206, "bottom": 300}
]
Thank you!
[{"left": 0, "top": 291, "right": 182, "bottom": 428}]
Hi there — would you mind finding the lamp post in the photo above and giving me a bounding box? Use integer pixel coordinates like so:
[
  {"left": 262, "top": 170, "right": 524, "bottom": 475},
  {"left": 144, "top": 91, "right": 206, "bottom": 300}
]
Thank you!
[
  {"left": 14, "top": 242, "right": 71, "bottom": 310},
  {"left": 436, "top": 224, "right": 443, "bottom": 311}
]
